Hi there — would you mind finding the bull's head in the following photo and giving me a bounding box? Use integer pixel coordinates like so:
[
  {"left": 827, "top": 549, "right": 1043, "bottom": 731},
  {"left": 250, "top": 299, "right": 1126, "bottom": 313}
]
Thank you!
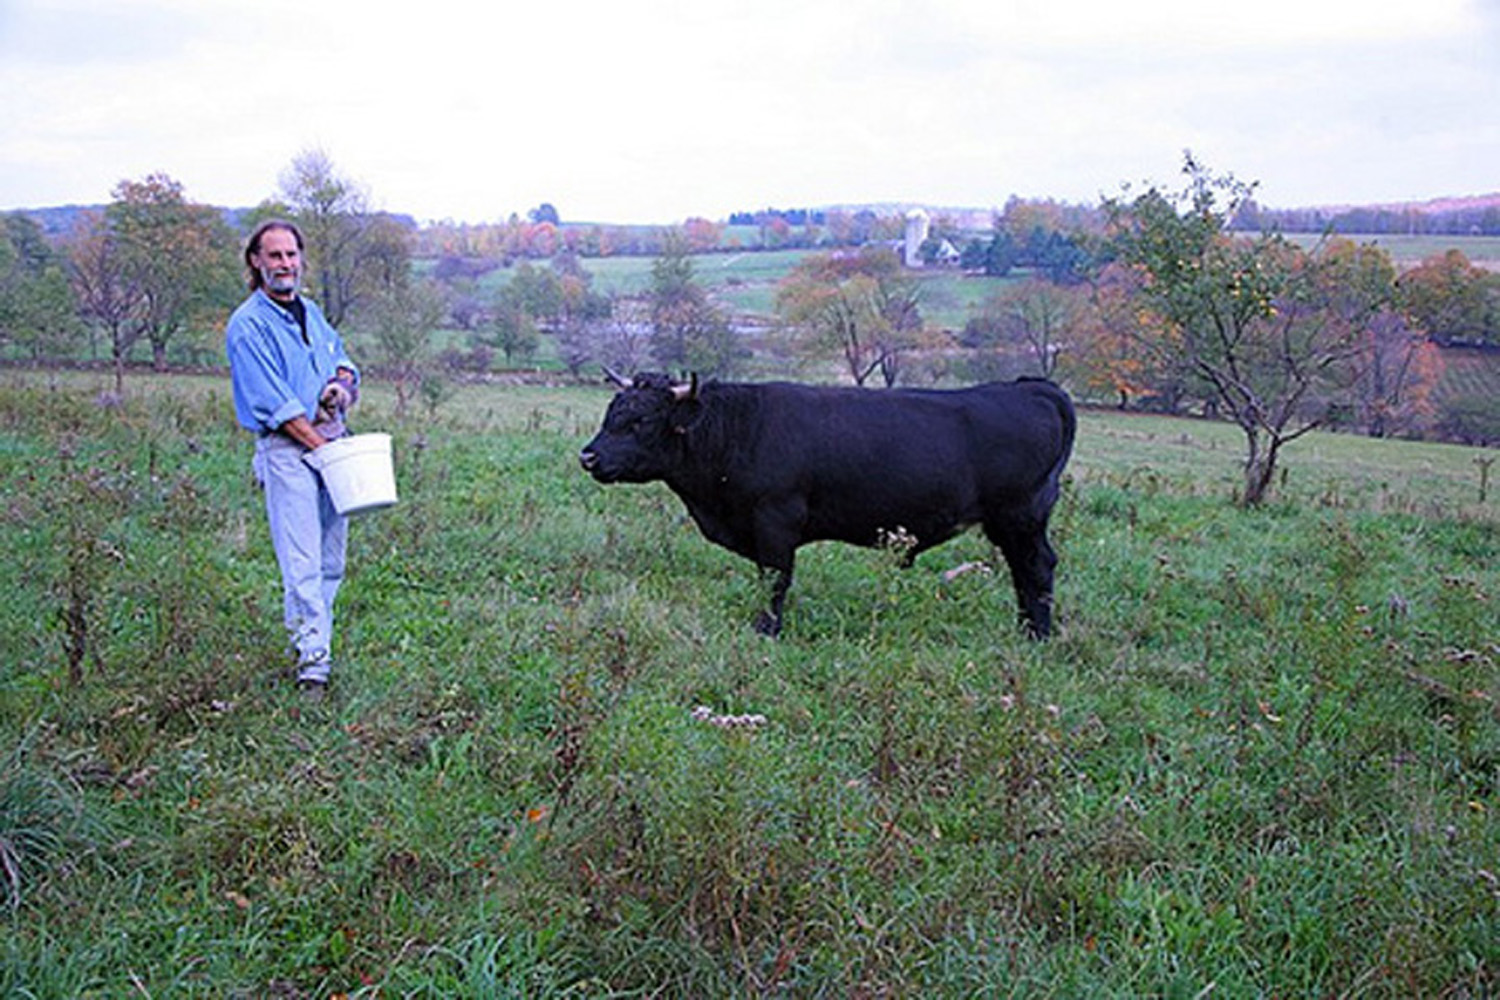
[{"left": 579, "top": 370, "right": 703, "bottom": 483}]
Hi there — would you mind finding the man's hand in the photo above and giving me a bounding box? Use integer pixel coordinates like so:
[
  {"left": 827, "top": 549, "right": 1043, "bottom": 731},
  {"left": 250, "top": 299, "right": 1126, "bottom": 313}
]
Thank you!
[
  {"left": 280, "top": 415, "right": 328, "bottom": 451},
  {"left": 319, "top": 380, "right": 352, "bottom": 416}
]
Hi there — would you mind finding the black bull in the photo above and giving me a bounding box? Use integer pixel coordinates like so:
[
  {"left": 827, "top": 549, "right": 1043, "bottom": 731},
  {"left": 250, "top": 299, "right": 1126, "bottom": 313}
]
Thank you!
[{"left": 579, "top": 372, "right": 1077, "bottom": 638}]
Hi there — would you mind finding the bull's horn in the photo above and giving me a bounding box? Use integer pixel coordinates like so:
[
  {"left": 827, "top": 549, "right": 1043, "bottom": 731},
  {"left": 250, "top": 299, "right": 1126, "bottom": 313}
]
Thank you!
[
  {"left": 602, "top": 366, "right": 632, "bottom": 389},
  {"left": 671, "top": 372, "right": 700, "bottom": 401}
]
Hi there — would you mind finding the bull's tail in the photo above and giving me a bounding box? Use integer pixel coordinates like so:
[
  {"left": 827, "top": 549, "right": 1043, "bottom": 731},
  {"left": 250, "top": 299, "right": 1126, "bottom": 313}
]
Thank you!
[{"left": 1038, "top": 381, "right": 1077, "bottom": 509}]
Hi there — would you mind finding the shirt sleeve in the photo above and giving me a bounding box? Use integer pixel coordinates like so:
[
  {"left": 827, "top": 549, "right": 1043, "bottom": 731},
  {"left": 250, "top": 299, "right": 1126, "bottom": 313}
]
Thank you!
[{"left": 227, "top": 314, "right": 307, "bottom": 431}]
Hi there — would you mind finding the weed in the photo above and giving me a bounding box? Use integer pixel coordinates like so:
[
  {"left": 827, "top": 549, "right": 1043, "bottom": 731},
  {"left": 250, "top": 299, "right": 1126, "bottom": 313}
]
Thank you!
[
  {"left": 0, "top": 374, "right": 1496, "bottom": 995},
  {"left": 0, "top": 728, "right": 105, "bottom": 913}
]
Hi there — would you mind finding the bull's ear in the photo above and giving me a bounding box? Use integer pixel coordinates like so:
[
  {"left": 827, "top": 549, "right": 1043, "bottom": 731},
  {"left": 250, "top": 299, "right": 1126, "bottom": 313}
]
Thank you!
[
  {"left": 670, "top": 374, "right": 705, "bottom": 434},
  {"left": 602, "top": 366, "right": 632, "bottom": 390}
]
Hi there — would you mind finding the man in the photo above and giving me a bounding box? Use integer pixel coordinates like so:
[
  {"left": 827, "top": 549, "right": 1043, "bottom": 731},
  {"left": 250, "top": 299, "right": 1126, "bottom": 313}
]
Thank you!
[{"left": 226, "top": 219, "right": 360, "bottom": 695}]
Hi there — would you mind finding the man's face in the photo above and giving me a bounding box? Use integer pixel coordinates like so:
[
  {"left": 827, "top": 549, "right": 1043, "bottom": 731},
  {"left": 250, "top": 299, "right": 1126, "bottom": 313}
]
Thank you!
[{"left": 252, "top": 228, "right": 302, "bottom": 301}]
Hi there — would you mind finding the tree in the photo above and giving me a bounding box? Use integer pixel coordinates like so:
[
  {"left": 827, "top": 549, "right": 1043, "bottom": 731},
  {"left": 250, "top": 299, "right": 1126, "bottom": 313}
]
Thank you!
[
  {"left": 682, "top": 217, "right": 724, "bottom": 253},
  {"left": 64, "top": 210, "right": 142, "bottom": 390},
  {"left": 554, "top": 261, "right": 612, "bottom": 350},
  {"left": 363, "top": 277, "right": 448, "bottom": 419},
  {"left": 483, "top": 262, "right": 557, "bottom": 367},
  {"left": 0, "top": 213, "right": 80, "bottom": 361},
  {"left": 1349, "top": 310, "right": 1444, "bottom": 438},
  {"left": 550, "top": 261, "right": 615, "bottom": 377},
  {"left": 504, "top": 262, "right": 564, "bottom": 327},
  {"left": 1316, "top": 238, "right": 1444, "bottom": 438},
  {"left": 1073, "top": 261, "right": 1181, "bottom": 410},
  {"left": 275, "top": 148, "right": 412, "bottom": 329},
  {"left": 958, "top": 237, "right": 990, "bottom": 272},
  {"left": 590, "top": 298, "right": 654, "bottom": 374},
  {"left": 443, "top": 275, "right": 486, "bottom": 333},
  {"left": 1105, "top": 154, "right": 1372, "bottom": 505},
  {"left": 475, "top": 256, "right": 612, "bottom": 371},
  {"left": 1397, "top": 249, "right": 1500, "bottom": 345},
  {"left": 969, "top": 278, "right": 1078, "bottom": 378},
  {"left": 106, "top": 173, "right": 238, "bottom": 372},
  {"left": 489, "top": 293, "right": 540, "bottom": 366},
  {"left": 647, "top": 232, "right": 738, "bottom": 376},
  {"left": 775, "top": 246, "right": 924, "bottom": 386}
]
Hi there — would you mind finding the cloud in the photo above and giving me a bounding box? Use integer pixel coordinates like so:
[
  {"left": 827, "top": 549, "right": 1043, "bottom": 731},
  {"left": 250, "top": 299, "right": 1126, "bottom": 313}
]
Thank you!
[{"left": 1, "top": 0, "right": 1495, "bottom": 222}]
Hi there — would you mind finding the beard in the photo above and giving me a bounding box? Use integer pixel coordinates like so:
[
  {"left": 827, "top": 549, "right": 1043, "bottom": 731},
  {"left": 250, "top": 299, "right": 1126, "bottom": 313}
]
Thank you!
[{"left": 260, "top": 265, "right": 301, "bottom": 297}]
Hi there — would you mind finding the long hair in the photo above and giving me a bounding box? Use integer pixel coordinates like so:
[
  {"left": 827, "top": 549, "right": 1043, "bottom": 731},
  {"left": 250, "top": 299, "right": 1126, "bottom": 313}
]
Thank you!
[{"left": 243, "top": 219, "right": 304, "bottom": 292}]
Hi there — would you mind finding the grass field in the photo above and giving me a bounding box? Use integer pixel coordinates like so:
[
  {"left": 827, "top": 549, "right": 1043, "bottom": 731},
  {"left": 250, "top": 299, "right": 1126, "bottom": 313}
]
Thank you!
[
  {"left": 1284, "top": 233, "right": 1500, "bottom": 270},
  {"left": 568, "top": 233, "right": 1500, "bottom": 333},
  {"left": 568, "top": 248, "right": 1014, "bottom": 332},
  {"left": 1, "top": 370, "right": 1497, "bottom": 996}
]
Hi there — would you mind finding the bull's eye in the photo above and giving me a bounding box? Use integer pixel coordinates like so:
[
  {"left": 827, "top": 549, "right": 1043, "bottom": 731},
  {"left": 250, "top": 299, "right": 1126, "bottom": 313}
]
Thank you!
[{"left": 619, "top": 411, "right": 659, "bottom": 434}]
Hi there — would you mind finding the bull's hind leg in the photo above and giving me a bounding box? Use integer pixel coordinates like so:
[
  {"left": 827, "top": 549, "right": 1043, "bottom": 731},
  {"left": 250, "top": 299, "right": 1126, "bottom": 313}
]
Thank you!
[{"left": 984, "top": 515, "right": 1058, "bottom": 639}]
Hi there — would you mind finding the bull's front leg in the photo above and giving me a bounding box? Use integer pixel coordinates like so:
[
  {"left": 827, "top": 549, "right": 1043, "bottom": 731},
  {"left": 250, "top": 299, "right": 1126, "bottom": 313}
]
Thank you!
[{"left": 752, "top": 501, "right": 804, "bottom": 637}]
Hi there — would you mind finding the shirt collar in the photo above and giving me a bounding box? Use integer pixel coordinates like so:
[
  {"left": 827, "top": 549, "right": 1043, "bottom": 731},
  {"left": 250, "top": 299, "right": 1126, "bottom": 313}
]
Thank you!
[{"left": 257, "top": 288, "right": 301, "bottom": 315}]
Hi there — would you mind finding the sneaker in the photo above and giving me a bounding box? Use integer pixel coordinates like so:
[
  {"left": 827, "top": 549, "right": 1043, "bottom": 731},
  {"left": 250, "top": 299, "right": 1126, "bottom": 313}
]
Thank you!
[
  {"left": 295, "top": 657, "right": 332, "bottom": 687},
  {"left": 296, "top": 677, "right": 328, "bottom": 702}
]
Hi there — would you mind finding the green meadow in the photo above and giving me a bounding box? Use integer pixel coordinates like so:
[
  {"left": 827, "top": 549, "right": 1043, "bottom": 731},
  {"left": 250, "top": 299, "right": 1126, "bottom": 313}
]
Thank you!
[
  {"left": 483, "top": 232, "right": 1500, "bottom": 347},
  {"left": 590, "top": 248, "right": 1013, "bottom": 331},
  {"left": 1, "top": 371, "right": 1496, "bottom": 997}
]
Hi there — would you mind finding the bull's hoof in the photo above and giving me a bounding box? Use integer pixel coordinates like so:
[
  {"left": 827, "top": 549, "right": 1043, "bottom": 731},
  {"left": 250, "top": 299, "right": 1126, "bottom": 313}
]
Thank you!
[
  {"left": 752, "top": 611, "right": 782, "bottom": 638},
  {"left": 1022, "top": 618, "right": 1052, "bottom": 641}
]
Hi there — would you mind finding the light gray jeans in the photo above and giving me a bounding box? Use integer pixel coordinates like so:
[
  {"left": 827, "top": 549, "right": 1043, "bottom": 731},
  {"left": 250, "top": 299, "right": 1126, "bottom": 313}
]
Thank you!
[{"left": 253, "top": 434, "right": 347, "bottom": 683}]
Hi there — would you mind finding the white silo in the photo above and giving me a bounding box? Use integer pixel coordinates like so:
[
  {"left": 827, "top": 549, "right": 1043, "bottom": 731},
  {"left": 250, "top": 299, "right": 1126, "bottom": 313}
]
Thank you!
[{"left": 904, "top": 208, "right": 930, "bottom": 268}]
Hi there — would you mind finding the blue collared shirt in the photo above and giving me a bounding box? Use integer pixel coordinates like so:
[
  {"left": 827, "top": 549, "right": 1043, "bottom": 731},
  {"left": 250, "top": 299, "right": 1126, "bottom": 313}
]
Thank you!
[{"left": 226, "top": 289, "right": 358, "bottom": 434}]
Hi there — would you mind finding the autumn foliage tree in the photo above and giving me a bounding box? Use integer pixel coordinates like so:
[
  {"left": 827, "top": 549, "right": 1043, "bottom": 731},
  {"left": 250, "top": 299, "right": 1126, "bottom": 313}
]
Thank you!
[
  {"left": 64, "top": 210, "right": 141, "bottom": 390},
  {"left": 107, "top": 174, "right": 238, "bottom": 373},
  {"left": 682, "top": 217, "right": 724, "bottom": 253},
  {"left": 965, "top": 278, "right": 1080, "bottom": 378},
  {"left": 775, "top": 246, "right": 925, "bottom": 386},
  {"left": 1315, "top": 238, "right": 1444, "bottom": 438},
  {"left": 1397, "top": 249, "right": 1500, "bottom": 345},
  {"left": 1103, "top": 155, "right": 1423, "bottom": 505},
  {"left": 60, "top": 176, "right": 235, "bottom": 392},
  {"left": 1071, "top": 262, "right": 1180, "bottom": 409}
]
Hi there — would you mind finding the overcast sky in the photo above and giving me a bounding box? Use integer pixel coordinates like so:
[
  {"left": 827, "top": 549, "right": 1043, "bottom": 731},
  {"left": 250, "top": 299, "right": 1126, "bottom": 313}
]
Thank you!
[{"left": 1, "top": 0, "right": 1496, "bottom": 225}]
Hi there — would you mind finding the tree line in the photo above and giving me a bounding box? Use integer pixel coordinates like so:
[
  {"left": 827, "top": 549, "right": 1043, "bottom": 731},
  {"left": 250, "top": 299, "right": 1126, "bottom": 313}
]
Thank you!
[
  {"left": 0, "top": 151, "right": 415, "bottom": 399},
  {"left": 2, "top": 150, "right": 1497, "bottom": 503},
  {"left": 1235, "top": 198, "right": 1500, "bottom": 238}
]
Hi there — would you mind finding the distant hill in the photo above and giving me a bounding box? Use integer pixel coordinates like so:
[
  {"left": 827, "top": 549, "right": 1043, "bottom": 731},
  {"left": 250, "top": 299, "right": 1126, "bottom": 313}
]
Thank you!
[
  {"left": 13, "top": 204, "right": 98, "bottom": 238},
  {"left": 13, "top": 203, "right": 256, "bottom": 238},
  {"left": 10, "top": 194, "right": 1500, "bottom": 239},
  {"left": 1244, "top": 192, "right": 1500, "bottom": 237},
  {"left": 11, "top": 204, "right": 417, "bottom": 238},
  {"left": 1303, "top": 192, "right": 1500, "bottom": 216}
]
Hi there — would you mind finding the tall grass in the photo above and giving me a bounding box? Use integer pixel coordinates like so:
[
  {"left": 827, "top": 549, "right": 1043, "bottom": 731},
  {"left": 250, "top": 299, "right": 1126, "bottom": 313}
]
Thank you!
[{"left": 1, "top": 370, "right": 1495, "bottom": 996}]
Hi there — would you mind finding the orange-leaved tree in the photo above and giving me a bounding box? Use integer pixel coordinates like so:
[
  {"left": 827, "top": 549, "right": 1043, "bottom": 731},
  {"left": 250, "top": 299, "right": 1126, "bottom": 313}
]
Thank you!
[{"left": 774, "top": 246, "right": 925, "bottom": 386}]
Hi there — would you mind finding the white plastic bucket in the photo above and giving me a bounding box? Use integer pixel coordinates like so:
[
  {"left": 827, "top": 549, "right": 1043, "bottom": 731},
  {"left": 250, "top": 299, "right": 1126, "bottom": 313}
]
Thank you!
[{"left": 305, "top": 433, "right": 398, "bottom": 515}]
